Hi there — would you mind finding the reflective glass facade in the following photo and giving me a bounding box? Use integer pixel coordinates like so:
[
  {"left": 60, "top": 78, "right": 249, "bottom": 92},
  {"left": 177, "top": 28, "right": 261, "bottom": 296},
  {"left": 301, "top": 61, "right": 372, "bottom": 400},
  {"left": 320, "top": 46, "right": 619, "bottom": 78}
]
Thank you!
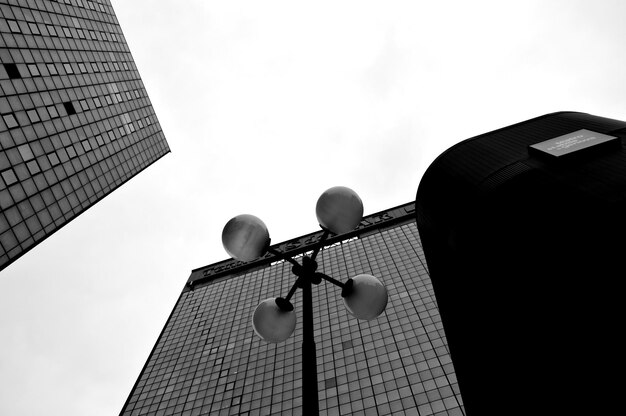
[
  {"left": 0, "top": 0, "right": 170, "bottom": 270},
  {"left": 121, "top": 203, "right": 465, "bottom": 416}
]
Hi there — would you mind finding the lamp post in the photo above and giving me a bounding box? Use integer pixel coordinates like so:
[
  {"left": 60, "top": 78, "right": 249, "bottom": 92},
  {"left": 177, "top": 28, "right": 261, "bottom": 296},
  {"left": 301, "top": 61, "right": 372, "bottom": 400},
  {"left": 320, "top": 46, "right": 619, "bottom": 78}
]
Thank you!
[{"left": 222, "top": 186, "right": 389, "bottom": 415}]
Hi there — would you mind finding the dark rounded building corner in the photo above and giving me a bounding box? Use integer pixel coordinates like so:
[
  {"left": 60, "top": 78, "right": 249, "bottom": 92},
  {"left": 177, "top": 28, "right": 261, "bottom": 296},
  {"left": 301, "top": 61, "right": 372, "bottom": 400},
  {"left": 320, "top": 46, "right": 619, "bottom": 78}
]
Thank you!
[{"left": 416, "top": 111, "right": 626, "bottom": 414}]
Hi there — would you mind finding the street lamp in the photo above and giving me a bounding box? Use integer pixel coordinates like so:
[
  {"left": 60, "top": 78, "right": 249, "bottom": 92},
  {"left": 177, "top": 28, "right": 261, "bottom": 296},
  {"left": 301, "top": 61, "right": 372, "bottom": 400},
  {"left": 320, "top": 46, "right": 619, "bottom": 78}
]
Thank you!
[{"left": 222, "top": 186, "right": 388, "bottom": 415}]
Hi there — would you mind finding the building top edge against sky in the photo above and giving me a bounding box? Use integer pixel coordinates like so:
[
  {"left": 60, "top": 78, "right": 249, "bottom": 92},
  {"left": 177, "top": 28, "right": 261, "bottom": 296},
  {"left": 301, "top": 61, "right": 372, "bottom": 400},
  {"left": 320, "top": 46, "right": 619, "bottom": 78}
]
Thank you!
[{"left": 187, "top": 201, "right": 416, "bottom": 290}]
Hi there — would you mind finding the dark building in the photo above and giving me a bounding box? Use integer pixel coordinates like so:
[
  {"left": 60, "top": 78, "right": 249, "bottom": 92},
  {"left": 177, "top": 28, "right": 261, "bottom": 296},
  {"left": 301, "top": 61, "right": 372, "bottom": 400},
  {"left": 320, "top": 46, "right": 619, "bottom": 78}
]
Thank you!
[
  {"left": 0, "top": 0, "right": 170, "bottom": 271},
  {"left": 121, "top": 203, "right": 465, "bottom": 416},
  {"left": 416, "top": 112, "right": 626, "bottom": 414}
]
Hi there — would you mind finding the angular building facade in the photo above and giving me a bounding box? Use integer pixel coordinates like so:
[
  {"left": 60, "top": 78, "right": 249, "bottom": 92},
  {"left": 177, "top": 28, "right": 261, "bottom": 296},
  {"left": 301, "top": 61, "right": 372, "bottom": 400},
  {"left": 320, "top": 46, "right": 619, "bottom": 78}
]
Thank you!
[
  {"left": 121, "top": 203, "right": 465, "bottom": 416},
  {"left": 0, "top": 0, "right": 170, "bottom": 271}
]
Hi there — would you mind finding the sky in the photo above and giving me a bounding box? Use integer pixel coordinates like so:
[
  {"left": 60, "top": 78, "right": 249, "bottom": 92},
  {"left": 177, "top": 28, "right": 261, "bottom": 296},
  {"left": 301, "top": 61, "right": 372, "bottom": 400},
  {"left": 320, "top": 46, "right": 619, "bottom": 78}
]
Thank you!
[{"left": 1, "top": 0, "right": 625, "bottom": 415}]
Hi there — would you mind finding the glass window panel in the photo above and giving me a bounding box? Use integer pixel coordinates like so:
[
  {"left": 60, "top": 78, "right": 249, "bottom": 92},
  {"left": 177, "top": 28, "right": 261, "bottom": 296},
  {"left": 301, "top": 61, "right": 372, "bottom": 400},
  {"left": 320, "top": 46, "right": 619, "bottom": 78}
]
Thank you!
[
  {"left": 27, "top": 64, "right": 40, "bottom": 77},
  {"left": 3, "top": 114, "right": 19, "bottom": 129},
  {"left": 47, "top": 106, "right": 59, "bottom": 119},
  {"left": 3, "top": 63, "right": 21, "bottom": 79},
  {"left": 66, "top": 146, "right": 77, "bottom": 159},
  {"left": 27, "top": 109, "right": 40, "bottom": 123},
  {"left": 28, "top": 23, "right": 40, "bottom": 35},
  {"left": 17, "top": 145, "right": 34, "bottom": 161},
  {"left": 46, "top": 64, "right": 58, "bottom": 75},
  {"left": 8, "top": 20, "right": 21, "bottom": 33},
  {"left": 1, "top": 169, "right": 18, "bottom": 186},
  {"left": 26, "top": 160, "right": 41, "bottom": 175},
  {"left": 47, "top": 152, "right": 60, "bottom": 166}
]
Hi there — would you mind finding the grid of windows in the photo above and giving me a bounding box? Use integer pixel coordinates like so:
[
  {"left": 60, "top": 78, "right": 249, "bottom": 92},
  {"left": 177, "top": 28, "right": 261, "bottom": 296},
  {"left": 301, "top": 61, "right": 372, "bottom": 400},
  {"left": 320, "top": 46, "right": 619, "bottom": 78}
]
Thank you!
[
  {"left": 121, "top": 218, "right": 465, "bottom": 416},
  {"left": 0, "top": 0, "right": 170, "bottom": 270}
]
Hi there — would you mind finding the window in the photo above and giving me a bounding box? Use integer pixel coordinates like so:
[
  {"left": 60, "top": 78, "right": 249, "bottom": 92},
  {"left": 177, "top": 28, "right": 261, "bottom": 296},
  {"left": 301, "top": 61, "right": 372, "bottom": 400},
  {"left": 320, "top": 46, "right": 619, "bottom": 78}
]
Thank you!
[
  {"left": 56, "top": 148, "right": 69, "bottom": 162},
  {"left": 325, "top": 377, "right": 337, "bottom": 389},
  {"left": 47, "top": 105, "right": 59, "bottom": 119},
  {"left": 78, "top": 63, "right": 87, "bottom": 73},
  {"left": 7, "top": 20, "right": 21, "bottom": 33},
  {"left": 28, "top": 23, "right": 40, "bottom": 35},
  {"left": 26, "top": 160, "right": 40, "bottom": 175},
  {"left": 1, "top": 169, "right": 18, "bottom": 186},
  {"left": 62, "top": 27, "right": 72, "bottom": 37},
  {"left": 66, "top": 146, "right": 77, "bottom": 158},
  {"left": 93, "top": 97, "right": 102, "bottom": 108},
  {"left": 27, "top": 64, "right": 40, "bottom": 77},
  {"left": 26, "top": 109, "right": 40, "bottom": 123},
  {"left": 3, "top": 63, "right": 21, "bottom": 79},
  {"left": 46, "top": 63, "right": 58, "bottom": 75},
  {"left": 47, "top": 152, "right": 60, "bottom": 166},
  {"left": 90, "top": 62, "right": 100, "bottom": 72},
  {"left": 63, "top": 101, "right": 76, "bottom": 115},
  {"left": 79, "top": 100, "right": 89, "bottom": 111},
  {"left": 2, "top": 113, "right": 19, "bottom": 129},
  {"left": 63, "top": 63, "right": 74, "bottom": 74},
  {"left": 46, "top": 25, "right": 57, "bottom": 36}
]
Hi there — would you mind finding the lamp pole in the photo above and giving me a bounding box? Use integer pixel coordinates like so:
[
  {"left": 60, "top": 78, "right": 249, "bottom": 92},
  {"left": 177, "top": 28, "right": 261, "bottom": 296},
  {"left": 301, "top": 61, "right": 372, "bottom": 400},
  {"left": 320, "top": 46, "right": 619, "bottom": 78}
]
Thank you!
[
  {"left": 301, "top": 267, "right": 319, "bottom": 415},
  {"left": 222, "top": 186, "right": 389, "bottom": 416},
  {"left": 269, "top": 229, "right": 362, "bottom": 415},
  {"left": 267, "top": 236, "right": 340, "bottom": 416}
]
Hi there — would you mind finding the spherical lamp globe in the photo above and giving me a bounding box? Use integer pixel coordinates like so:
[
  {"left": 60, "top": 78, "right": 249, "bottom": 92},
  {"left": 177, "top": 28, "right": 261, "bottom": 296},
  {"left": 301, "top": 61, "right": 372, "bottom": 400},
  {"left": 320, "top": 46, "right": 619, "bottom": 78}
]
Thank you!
[
  {"left": 252, "top": 298, "right": 297, "bottom": 343},
  {"left": 315, "top": 186, "right": 364, "bottom": 235},
  {"left": 222, "top": 214, "right": 270, "bottom": 262},
  {"left": 343, "top": 274, "right": 388, "bottom": 320}
]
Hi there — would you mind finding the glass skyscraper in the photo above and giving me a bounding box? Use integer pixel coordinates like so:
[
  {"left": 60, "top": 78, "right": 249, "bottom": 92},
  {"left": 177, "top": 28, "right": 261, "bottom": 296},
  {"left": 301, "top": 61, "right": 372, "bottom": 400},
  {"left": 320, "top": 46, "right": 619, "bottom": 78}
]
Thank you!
[
  {"left": 121, "top": 203, "right": 465, "bottom": 416},
  {"left": 0, "top": 0, "right": 170, "bottom": 271}
]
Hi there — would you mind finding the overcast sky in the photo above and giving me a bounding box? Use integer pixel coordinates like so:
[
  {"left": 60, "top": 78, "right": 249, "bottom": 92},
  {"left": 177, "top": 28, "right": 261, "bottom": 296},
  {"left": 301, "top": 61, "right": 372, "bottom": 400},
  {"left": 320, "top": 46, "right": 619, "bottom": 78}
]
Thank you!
[{"left": 1, "top": 1, "right": 625, "bottom": 415}]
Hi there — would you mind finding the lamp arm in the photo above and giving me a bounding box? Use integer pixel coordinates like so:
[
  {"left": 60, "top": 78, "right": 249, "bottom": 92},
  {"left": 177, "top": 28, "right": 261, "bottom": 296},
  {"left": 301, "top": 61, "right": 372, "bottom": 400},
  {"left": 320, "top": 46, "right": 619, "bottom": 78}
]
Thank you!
[
  {"left": 267, "top": 247, "right": 301, "bottom": 268},
  {"left": 315, "top": 272, "right": 346, "bottom": 289},
  {"left": 283, "top": 279, "right": 300, "bottom": 302},
  {"left": 310, "top": 229, "right": 330, "bottom": 261}
]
